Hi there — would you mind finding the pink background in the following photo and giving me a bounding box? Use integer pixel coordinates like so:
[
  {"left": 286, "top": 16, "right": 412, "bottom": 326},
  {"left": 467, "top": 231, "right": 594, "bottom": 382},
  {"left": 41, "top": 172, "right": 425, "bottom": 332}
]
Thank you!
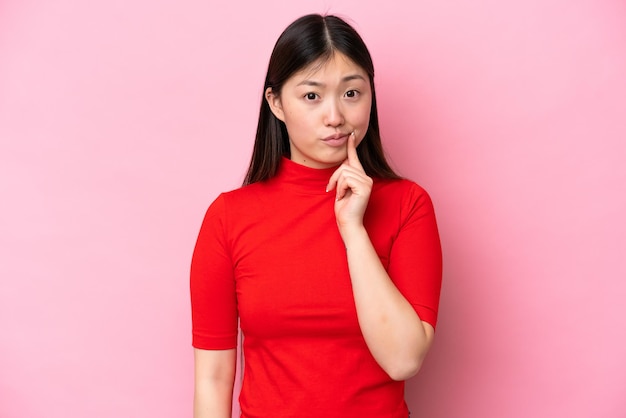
[{"left": 1, "top": 0, "right": 625, "bottom": 417}]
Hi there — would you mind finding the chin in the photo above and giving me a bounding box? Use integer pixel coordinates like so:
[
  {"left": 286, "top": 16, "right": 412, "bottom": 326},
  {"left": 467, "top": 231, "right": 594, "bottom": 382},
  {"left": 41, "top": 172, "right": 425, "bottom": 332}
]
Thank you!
[{"left": 321, "top": 154, "right": 347, "bottom": 166}]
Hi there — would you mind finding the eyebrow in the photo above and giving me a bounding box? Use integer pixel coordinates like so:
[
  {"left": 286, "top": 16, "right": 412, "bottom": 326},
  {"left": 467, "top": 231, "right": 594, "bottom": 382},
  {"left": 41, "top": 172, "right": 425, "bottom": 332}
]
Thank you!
[{"left": 296, "top": 74, "right": 367, "bottom": 87}]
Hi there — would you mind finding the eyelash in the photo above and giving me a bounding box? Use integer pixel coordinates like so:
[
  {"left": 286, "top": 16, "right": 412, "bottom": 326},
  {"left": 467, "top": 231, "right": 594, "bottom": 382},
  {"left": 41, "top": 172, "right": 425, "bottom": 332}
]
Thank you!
[{"left": 303, "top": 90, "right": 360, "bottom": 101}]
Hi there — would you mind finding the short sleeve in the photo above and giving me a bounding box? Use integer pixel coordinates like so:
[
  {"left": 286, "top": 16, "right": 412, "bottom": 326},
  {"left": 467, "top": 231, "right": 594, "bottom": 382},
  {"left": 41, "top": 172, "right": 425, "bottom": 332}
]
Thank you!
[
  {"left": 190, "top": 194, "right": 238, "bottom": 349},
  {"left": 388, "top": 184, "right": 442, "bottom": 329}
]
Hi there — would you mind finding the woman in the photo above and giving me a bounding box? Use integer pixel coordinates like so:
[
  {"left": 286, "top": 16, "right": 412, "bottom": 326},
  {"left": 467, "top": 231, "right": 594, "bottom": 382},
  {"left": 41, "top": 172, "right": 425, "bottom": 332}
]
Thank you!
[{"left": 191, "top": 14, "right": 442, "bottom": 418}]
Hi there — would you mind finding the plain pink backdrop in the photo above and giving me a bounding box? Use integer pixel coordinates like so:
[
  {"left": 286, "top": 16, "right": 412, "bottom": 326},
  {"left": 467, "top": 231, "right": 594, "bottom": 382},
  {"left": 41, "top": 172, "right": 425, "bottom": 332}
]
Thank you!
[{"left": 1, "top": 1, "right": 625, "bottom": 417}]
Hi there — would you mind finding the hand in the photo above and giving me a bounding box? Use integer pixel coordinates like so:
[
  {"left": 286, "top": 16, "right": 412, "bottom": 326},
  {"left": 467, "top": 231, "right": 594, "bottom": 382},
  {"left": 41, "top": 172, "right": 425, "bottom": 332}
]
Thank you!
[{"left": 326, "top": 132, "right": 373, "bottom": 233}]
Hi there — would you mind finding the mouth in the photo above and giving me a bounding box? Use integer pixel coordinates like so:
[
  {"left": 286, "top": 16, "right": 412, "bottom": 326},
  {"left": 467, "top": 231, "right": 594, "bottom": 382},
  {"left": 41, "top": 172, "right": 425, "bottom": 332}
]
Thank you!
[{"left": 322, "top": 132, "right": 351, "bottom": 147}]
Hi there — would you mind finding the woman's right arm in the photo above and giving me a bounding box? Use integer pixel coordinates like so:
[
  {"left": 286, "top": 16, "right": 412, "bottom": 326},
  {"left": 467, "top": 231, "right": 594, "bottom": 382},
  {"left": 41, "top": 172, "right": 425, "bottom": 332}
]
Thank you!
[{"left": 193, "top": 348, "right": 237, "bottom": 418}]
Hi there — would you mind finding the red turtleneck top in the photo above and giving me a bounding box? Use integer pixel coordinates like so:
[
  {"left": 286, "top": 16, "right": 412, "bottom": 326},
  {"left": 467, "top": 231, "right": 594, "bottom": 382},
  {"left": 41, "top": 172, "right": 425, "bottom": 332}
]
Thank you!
[{"left": 191, "top": 158, "right": 442, "bottom": 418}]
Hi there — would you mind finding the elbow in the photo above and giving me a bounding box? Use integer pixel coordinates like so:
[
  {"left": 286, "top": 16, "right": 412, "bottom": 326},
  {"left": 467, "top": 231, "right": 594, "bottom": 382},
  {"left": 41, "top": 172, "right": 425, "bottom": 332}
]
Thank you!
[
  {"left": 386, "top": 321, "right": 435, "bottom": 381},
  {"left": 385, "top": 357, "right": 424, "bottom": 381}
]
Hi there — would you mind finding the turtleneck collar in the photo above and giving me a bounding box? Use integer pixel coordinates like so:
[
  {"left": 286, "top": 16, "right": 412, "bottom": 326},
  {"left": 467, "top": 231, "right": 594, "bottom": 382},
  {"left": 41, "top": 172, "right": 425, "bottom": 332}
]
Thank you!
[{"left": 270, "top": 157, "right": 340, "bottom": 194}]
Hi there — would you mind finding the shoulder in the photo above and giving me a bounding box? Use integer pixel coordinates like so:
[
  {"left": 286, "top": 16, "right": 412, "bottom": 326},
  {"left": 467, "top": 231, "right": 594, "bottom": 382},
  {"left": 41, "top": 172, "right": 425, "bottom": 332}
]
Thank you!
[
  {"left": 370, "top": 178, "right": 437, "bottom": 224},
  {"left": 373, "top": 178, "right": 433, "bottom": 204},
  {"left": 203, "top": 181, "right": 274, "bottom": 221},
  {"left": 210, "top": 182, "right": 266, "bottom": 206}
]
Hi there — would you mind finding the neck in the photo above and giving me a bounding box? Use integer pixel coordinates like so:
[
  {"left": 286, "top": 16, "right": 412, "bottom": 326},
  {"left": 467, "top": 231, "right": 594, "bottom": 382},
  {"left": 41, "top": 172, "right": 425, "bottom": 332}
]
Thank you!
[{"left": 270, "top": 157, "right": 339, "bottom": 194}]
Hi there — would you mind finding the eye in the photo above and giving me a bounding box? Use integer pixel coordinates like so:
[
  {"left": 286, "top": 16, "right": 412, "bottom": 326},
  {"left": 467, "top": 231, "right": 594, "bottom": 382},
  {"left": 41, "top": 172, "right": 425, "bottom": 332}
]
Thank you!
[
  {"left": 304, "top": 92, "right": 319, "bottom": 101},
  {"left": 345, "top": 90, "right": 359, "bottom": 98}
]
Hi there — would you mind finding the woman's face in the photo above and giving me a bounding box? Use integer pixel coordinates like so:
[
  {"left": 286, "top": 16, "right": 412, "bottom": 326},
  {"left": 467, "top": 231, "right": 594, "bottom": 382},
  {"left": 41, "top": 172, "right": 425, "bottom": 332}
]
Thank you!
[{"left": 266, "top": 52, "right": 372, "bottom": 169}]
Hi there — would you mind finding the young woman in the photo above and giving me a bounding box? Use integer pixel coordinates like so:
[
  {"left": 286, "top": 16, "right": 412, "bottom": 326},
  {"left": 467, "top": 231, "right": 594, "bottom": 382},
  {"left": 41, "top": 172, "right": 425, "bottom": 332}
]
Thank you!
[{"left": 191, "top": 14, "right": 442, "bottom": 418}]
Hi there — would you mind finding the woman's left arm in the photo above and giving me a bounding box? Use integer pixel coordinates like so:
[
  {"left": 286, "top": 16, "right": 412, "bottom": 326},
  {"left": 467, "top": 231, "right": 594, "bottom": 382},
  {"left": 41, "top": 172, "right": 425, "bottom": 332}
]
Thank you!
[
  {"left": 342, "top": 225, "right": 435, "bottom": 381},
  {"left": 327, "top": 133, "right": 436, "bottom": 381}
]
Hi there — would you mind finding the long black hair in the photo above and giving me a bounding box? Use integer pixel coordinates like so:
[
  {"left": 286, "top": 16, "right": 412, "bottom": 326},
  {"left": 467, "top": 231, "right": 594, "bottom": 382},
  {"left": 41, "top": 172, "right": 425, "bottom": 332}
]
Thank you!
[{"left": 243, "top": 14, "right": 400, "bottom": 186}]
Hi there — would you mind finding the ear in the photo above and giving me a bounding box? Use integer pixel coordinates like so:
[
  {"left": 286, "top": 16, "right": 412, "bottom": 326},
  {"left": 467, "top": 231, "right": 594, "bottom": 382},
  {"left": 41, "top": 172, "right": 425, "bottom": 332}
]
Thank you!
[{"left": 265, "top": 87, "right": 285, "bottom": 122}]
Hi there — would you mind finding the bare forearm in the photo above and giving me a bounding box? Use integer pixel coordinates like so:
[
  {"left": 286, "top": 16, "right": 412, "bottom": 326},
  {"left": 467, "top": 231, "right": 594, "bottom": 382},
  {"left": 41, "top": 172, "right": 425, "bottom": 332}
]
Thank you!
[
  {"left": 194, "top": 379, "right": 234, "bottom": 418},
  {"left": 343, "top": 225, "right": 433, "bottom": 381},
  {"left": 194, "top": 348, "right": 236, "bottom": 418}
]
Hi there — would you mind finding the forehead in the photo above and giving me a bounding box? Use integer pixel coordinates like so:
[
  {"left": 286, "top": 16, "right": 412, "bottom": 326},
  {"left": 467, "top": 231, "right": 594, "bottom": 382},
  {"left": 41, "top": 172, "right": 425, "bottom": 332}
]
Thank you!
[{"left": 293, "top": 52, "right": 368, "bottom": 82}]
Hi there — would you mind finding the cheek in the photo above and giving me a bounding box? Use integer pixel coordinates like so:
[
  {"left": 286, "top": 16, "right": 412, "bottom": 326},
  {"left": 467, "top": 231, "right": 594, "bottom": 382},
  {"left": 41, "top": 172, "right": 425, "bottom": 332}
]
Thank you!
[
  {"left": 283, "top": 108, "right": 315, "bottom": 137},
  {"left": 283, "top": 102, "right": 308, "bottom": 124},
  {"left": 355, "top": 102, "right": 371, "bottom": 128}
]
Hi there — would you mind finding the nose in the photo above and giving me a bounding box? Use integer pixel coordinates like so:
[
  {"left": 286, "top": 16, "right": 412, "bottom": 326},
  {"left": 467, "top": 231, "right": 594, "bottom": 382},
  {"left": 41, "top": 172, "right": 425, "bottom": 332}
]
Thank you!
[{"left": 323, "top": 99, "right": 344, "bottom": 127}]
